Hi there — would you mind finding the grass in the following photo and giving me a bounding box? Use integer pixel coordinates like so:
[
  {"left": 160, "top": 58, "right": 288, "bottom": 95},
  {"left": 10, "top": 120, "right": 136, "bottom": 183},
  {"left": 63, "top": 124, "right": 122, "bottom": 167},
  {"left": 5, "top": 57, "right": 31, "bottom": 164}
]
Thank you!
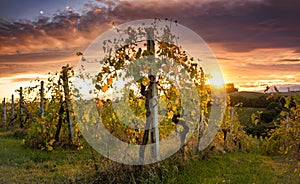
[
  {"left": 0, "top": 128, "right": 299, "bottom": 183},
  {"left": 0, "top": 129, "right": 99, "bottom": 183},
  {"left": 173, "top": 152, "right": 299, "bottom": 184}
]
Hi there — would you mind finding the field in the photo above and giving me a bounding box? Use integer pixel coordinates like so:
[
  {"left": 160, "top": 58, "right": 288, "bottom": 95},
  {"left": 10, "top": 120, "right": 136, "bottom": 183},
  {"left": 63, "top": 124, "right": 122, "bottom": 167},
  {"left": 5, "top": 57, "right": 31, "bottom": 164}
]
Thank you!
[{"left": 1, "top": 128, "right": 299, "bottom": 184}]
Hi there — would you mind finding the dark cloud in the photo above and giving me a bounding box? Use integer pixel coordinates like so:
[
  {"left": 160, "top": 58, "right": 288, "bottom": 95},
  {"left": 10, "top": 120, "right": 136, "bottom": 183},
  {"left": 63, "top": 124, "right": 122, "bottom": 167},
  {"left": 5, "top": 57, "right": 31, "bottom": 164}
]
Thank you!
[
  {"left": 239, "top": 84, "right": 261, "bottom": 88},
  {"left": 1, "top": 0, "right": 299, "bottom": 55},
  {"left": 194, "top": 0, "right": 300, "bottom": 52},
  {"left": 0, "top": 62, "right": 76, "bottom": 78},
  {"left": 216, "top": 57, "right": 234, "bottom": 61},
  {"left": 0, "top": 51, "right": 75, "bottom": 64},
  {"left": 0, "top": 49, "right": 78, "bottom": 77},
  {"left": 279, "top": 59, "right": 300, "bottom": 62},
  {"left": 245, "top": 62, "right": 300, "bottom": 72},
  {"left": 106, "top": 0, "right": 300, "bottom": 52},
  {"left": 10, "top": 77, "right": 47, "bottom": 83},
  {"left": 0, "top": 9, "right": 112, "bottom": 55},
  {"left": 1, "top": 0, "right": 300, "bottom": 93}
]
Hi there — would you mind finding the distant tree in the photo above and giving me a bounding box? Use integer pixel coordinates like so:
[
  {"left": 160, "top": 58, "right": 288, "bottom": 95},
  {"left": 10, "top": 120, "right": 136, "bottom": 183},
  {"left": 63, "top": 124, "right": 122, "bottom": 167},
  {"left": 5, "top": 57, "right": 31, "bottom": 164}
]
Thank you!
[{"left": 225, "top": 83, "right": 238, "bottom": 93}]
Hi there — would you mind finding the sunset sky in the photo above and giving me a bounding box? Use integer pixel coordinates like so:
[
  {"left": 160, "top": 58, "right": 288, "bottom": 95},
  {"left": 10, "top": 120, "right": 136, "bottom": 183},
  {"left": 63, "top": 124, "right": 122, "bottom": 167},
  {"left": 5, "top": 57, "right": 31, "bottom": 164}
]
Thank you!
[{"left": 1, "top": 0, "right": 300, "bottom": 99}]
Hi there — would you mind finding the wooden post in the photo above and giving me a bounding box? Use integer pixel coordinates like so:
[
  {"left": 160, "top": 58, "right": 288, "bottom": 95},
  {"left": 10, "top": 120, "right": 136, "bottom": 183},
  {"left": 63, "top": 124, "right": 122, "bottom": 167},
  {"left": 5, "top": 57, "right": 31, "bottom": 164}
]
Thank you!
[
  {"left": 286, "top": 112, "right": 290, "bottom": 128},
  {"left": 16, "top": 87, "right": 37, "bottom": 126},
  {"left": 62, "top": 66, "right": 75, "bottom": 141},
  {"left": 146, "top": 27, "right": 155, "bottom": 55},
  {"left": 146, "top": 27, "right": 160, "bottom": 160},
  {"left": 151, "top": 80, "right": 160, "bottom": 160},
  {"left": 21, "top": 104, "right": 38, "bottom": 123},
  {"left": 197, "top": 68, "right": 205, "bottom": 150},
  {"left": 19, "top": 87, "right": 24, "bottom": 128},
  {"left": 11, "top": 95, "right": 14, "bottom": 121},
  {"left": 197, "top": 112, "right": 204, "bottom": 150},
  {"left": 55, "top": 97, "right": 64, "bottom": 142},
  {"left": 40, "top": 81, "right": 44, "bottom": 117},
  {"left": 139, "top": 27, "right": 160, "bottom": 163},
  {"left": 2, "top": 98, "right": 6, "bottom": 125},
  {"left": 230, "top": 107, "right": 234, "bottom": 143}
]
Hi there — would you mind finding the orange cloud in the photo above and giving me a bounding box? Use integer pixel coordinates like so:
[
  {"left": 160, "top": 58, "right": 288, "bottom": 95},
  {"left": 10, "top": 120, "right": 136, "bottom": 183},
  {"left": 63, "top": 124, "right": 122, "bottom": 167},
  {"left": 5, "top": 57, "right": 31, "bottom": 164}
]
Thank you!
[{"left": 1, "top": 0, "right": 300, "bottom": 97}]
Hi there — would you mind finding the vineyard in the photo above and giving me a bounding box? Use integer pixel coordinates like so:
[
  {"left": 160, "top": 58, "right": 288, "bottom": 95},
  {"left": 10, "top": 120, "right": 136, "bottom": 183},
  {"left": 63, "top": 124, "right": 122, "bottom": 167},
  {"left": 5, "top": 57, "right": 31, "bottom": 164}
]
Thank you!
[
  {"left": 0, "top": 19, "right": 300, "bottom": 183},
  {"left": 0, "top": 65, "right": 300, "bottom": 183},
  {"left": 0, "top": 66, "right": 299, "bottom": 183}
]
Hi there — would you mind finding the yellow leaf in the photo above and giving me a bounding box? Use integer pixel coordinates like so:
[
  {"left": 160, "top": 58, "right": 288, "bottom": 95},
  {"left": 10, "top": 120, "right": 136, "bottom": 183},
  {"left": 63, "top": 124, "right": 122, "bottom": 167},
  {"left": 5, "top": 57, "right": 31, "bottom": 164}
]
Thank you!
[
  {"left": 101, "top": 84, "right": 108, "bottom": 92},
  {"left": 167, "top": 111, "right": 174, "bottom": 119},
  {"left": 107, "top": 77, "right": 113, "bottom": 86},
  {"left": 49, "top": 139, "right": 56, "bottom": 145},
  {"left": 172, "top": 105, "right": 177, "bottom": 112},
  {"left": 47, "top": 145, "right": 53, "bottom": 151},
  {"left": 179, "top": 57, "right": 185, "bottom": 63},
  {"left": 174, "top": 89, "right": 179, "bottom": 95},
  {"left": 170, "top": 45, "right": 178, "bottom": 52},
  {"left": 131, "top": 138, "right": 136, "bottom": 143},
  {"left": 177, "top": 125, "right": 183, "bottom": 132},
  {"left": 96, "top": 100, "right": 104, "bottom": 108},
  {"left": 142, "top": 77, "right": 150, "bottom": 86}
]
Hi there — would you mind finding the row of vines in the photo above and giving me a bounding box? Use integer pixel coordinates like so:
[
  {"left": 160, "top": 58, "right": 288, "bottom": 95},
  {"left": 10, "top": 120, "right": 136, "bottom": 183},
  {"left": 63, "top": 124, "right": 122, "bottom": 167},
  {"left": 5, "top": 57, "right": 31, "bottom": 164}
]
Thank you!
[{"left": 0, "top": 64, "right": 299, "bottom": 165}]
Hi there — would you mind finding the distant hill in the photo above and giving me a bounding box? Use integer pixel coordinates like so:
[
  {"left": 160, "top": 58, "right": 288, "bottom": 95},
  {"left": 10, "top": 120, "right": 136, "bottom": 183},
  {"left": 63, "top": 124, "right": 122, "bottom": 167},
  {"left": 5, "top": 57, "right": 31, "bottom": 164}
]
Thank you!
[
  {"left": 229, "top": 91, "right": 266, "bottom": 99},
  {"left": 229, "top": 90, "right": 300, "bottom": 98},
  {"left": 270, "top": 90, "right": 300, "bottom": 96},
  {"left": 228, "top": 91, "right": 267, "bottom": 108},
  {"left": 228, "top": 90, "right": 300, "bottom": 108}
]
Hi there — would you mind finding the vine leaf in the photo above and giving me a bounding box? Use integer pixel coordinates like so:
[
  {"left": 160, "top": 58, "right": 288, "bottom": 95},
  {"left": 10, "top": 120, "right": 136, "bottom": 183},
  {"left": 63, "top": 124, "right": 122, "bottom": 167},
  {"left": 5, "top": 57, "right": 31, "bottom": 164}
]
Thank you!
[
  {"left": 107, "top": 77, "right": 113, "bottom": 86},
  {"left": 101, "top": 84, "right": 109, "bottom": 92}
]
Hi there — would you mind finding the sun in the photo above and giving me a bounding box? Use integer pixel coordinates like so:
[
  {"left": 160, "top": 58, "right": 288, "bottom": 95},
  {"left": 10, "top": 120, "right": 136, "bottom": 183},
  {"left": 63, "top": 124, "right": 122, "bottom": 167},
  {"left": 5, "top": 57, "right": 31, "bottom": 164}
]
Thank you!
[{"left": 207, "top": 71, "right": 226, "bottom": 89}]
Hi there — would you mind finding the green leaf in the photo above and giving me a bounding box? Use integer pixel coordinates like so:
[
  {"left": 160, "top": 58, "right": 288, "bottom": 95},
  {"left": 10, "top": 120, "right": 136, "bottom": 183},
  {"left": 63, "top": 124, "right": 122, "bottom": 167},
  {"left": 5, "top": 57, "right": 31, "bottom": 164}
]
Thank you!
[{"left": 136, "top": 48, "right": 142, "bottom": 59}]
